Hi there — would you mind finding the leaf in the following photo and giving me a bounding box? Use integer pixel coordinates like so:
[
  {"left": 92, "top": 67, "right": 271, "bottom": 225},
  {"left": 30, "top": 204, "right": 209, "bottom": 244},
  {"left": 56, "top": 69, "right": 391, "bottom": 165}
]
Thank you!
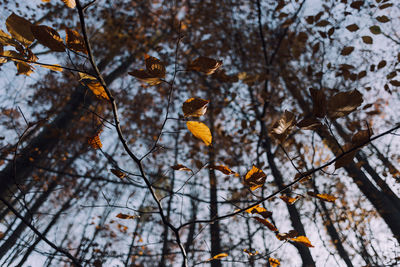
[
  {"left": 369, "top": 25, "right": 381, "bottom": 35},
  {"left": 361, "top": 36, "right": 373, "bottom": 44},
  {"left": 377, "top": 60, "right": 386, "bottom": 69},
  {"left": 206, "top": 253, "right": 228, "bottom": 261},
  {"left": 379, "top": 3, "right": 393, "bottom": 9},
  {"left": 243, "top": 249, "right": 259, "bottom": 256},
  {"left": 253, "top": 217, "right": 278, "bottom": 232},
  {"left": 111, "top": 169, "right": 127, "bottom": 179},
  {"left": 182, "top": 98, "right": 209, "bottom": 117},
  {"left": 79, "top": 72, "right": 109, "bottom": 100},
  {"left": 186, "top": 121, "right": 212, "bottom": 146},
  {"left": 290, "top": 236, "right": 314, "bottom": 247},
  {"left": 376, "top": 15, "right": 390, "bottom": 23},
  {"left": 270, "top": 110, "right": 296, "bottom": 143},
  {"left": 34, "top": 63, "right": 63, "bottom": 72},
  {"left": 244, "top": 165, "right": 266, "bottom": 191},
  {"left": 276, "top": 230, "right": 298, "bottom": 240},
  {"left": 341, "top": 46, "right": 354, "bottom": 56},
  {"left": 0, "top": 29, "right": 22, "bottom": 48},
  {"left": 31, "top": 25, "right": 65, "bottom": 52},
  {"left": 315, "top": 20, "right": 329, "bottom": 27},
  {"left": 297, "top": 117, "right": 322, "bottom": 130},
  {"left": 116, "top": 213, "right": 137, "bottom": 219},
  {"left": 269, "top": 257, "right": 281, "bottom": 267},
  {"left": 307, "top": 192, "right": 337, "bottom": 203},
  {"left": 351, "top": 129, "right": 372, "bottom": 147},
  {"left": 350, "top": 0, "right": 364, "bottom": 10},
  {"left": 61, "top": 0, "right": 76, "bottom": 8},
  {"left": 16, "top": 61, "right": 34, "bottom": 76},
  {"left": 346, "top": 24, "right": 359, "bottom": 32},
  {"left": 65, "top": 28, "right": 87, "bottom": 54},
  {"left": 88, "top": 134, "right": 102, "bottom": 149},
  {"left": 188, "top": 56, "right": 223, "bottom": 75},
  {"left": 171, "top": 164, "right": 192, "bottom": 172},
  {"left": 128, "top": 69, "right": 161, "bottom": 85},
  {"left": 209, "top": 165, "right": 235, "bottom": 175},
  {"left": 389, "top": 80, "right": 400, "bottom": 87},
  {"left": 279, "top": 195, "right": 300, "bottom": 205},
  {"left": 327, "top": 89, "right": 363, "bottom": 118},
  {"left": 6, "top": 13, "right": 35, "bottom": 47},
  {"left": 246, "top": 204, "right": 272, "bottom": 218},
  {"left": 145, "top": 54, "right": 166, "bottom": 78}
]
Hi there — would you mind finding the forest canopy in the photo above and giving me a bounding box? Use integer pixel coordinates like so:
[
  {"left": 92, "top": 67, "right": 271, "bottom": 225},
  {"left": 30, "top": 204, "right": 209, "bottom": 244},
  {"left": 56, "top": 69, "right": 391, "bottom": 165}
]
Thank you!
[{"left": 0, "top": 0, "right": 399, "bottom": 266}]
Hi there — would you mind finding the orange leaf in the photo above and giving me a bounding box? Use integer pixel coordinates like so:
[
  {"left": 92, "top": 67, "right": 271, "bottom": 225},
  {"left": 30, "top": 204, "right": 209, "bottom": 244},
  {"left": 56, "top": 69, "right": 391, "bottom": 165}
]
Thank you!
[
  {"left": 269, "top": 257, "right": 280, "bottom": 267},
  {"left": 244, "top": 165, "right": 266, "bottom": 191},
  {"left": 206, "top": 253, "right": 228, "bottom": 261},
  {"left": 116, "top": 213, "right": 137, "bottom": 219},
  {"left": 246, "top": 205, "right": 272, "bottom": 218},
  {"left": 61, "top": 0, "right": 76, "bottom": 8},
  {"left": 307, "top": 192, "right": 337, "bottom": 203},
  {"left": 243, "top": 249, "right": 259, "bottom": 256},
  {"left": 111, "top": 169, "right": 126, "bottom": 179},
  {"left": 186, "top": 121, "right": 212, "bottom": 146},
  {"left": 209, "top": 165, "right": 235, "bottom": 175},
  {"left": 253, "top": 217, "right": 278, "bottom": 232},
  {"left": 65, "top": 28, "right": 87, "bottom": 54},
  {"left": 88, "top": 134, "right": 102, "bottom": 149},
  {"left": 279, "top": 195, "right": 300, "bottom": 205},
  {"left": 290, "top": 235, "right": 314, "bottom": 247}
]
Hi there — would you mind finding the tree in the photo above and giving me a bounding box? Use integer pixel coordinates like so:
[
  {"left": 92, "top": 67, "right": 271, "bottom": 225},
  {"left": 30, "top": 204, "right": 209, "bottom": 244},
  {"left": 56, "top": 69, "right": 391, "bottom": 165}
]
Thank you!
[{"left": 0, "top": 0, "right": 399, "bottom": 266}]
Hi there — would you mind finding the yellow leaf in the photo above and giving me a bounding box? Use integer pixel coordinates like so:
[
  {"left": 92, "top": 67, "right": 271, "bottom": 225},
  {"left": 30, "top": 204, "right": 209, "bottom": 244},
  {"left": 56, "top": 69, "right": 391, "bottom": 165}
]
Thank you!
[
  {"left": 243, "top": 249, "right": 259, "bottom": 256},
  {"left": 35, "top": 63, "right": 63, "bottom": 72},
  {"left": 31, "top": 25, "right": 65, "bottom": 52},
  {"left": 171, "top": 164, "right": 192, "bottom": 172},
  {"left": 186, "top": 121, "right": 212, "bottom": 146},
  {"left": 65, "top": 28, "right": 87, "bottom": 54},
  {"left": 6, "top": 13, "right": 35, "bottom": 47},
  {"left": 79, "top": 73, "right": 109, "bottom": 100},
  {"left": 246, "top": 204, "right": 272, "bottom": 218},
  {"left": 269, "top": 257, "right": 281, "bottom": 267},
  {"left": 209, "top": 165, "right": 235, "bottom": 175},
  {"left": 116, "top": 213, "right": 137, "bottom": 219},
  {"left": 290, "top": 235, "right": 314, "bottom": 247},
  {"left": 244, "top": 165, "right": 266, "bottom": 191},
  {"left": 279, "top": 195, "right": 300, "bottom": 205},
  {"left": 0, "top": 29, "right": 22, "bottom": 48},
  {"left": 253, "top": 217, "right": 278, "bottom": 232},
  {"left": 111, "top": 169, "right": 126, "bottom": 179},
  {"left": 61, "top": 0, "right": 76, "bottom": 8},
  {"left": 182, "top": 98, "right": 209, "bottom": 117},
  {"left": 188, "top": 56, "right": 223, "bottom": 75},
  {"left": 307, "top": 192, "right": 337, "bottom": 203},
  {"left": 206, "top": 253, "right": 228, "bottom": 261}
]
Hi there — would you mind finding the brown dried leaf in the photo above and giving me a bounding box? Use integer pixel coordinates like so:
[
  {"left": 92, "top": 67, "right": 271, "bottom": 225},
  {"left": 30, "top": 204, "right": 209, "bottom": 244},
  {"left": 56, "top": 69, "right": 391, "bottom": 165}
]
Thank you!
[
  {"left": 128, "top": 69, "right": 161, "bottom": 85},
  {"left": 246, "top": 205, "right": 272, "bottom": 219},
  {"left": 31, "top": 25, "right": 65, "bottom": 52},
  {"left": 271, "top": 110, "right": 296, "bottom": 143},
  {"left": 327, "top": 89, "right": 363, "bottom": 118},
  {"left": 244, "top": 166, "right": 266, "bottom": 191},
  {"left": 253, "top": 217, "right": 278, "bottom": 232},
  {"left": 276, "top": 230, "right": 298, "bottom": 240},
  {"left": 88, "top": 134, "right": 102, "bottom": 149},
  {"left": 116, "top": 213, "right": 137, "bottom": 219},
  {"left": 6, "top": 13, "right": 35, "bottom": 47},
  {"left": 182, "top": 98, "right": 209, "bottom": 117},
  {"left": 361, "top": 36, "right": 373, "bottom": 44},
  {"left": 376, "top": 15, "right": 390, "bottom": 23},
  {"left": 341, "top": 46, "right": 354, "bottom": 56},
  {"left": 346, "top": 24, "right": 359, "bottom": 32},
  {"left": 351, "top": 129, "right": 372, "bottom": 147},
  {"left": 279, "top": 195, "right": 300, "bottom": 205},
  {"left": 297, "top": 117, "right": 322, "bottom": 130},
  {"left": 145, "top": 54, "right": 166, "bottom": 78},
  {"left": 188, "top": 56, "right": 223, "bottom": 75},
  {"left": 65, "top": 28, "right": 87, "bottom": 54},
  {"left": 209, "top": 165, "right": 235, "bottom": 175},
  {"left": 171, "top": 164, "right": 192, "bottom": 172},
  {"left": 111, "top": 169, "right": 127, "bottom": 179}
]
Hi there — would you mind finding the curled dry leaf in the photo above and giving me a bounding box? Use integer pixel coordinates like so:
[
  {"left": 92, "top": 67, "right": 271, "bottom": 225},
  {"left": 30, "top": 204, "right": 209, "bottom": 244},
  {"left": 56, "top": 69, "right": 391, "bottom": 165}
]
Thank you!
[
  {"left": 307, "top": 191, "right": 337, "bottom": 203},
  {"left": 186, "top": 121, "right": 212, "bottom": 146},
  {"left": 276, "top": 230, "right": 298, "bottom": 241},
  {"left": 116, "top": 213, "right": 137, "bottom": 219},
  {"left": 6, "top": 13, "right": 35, "bottom": 47},
  {"left": 182, "top": 98, "right": 209, "bottom": 117},
  {"left": 244, "top": 165, "right": 266, "bottom": 191},
  {"left": 188, "top": 56, "right": 223, "bottom": 75},
  {"left": 270, "top": 110, "right": 296, "bottom": 143},
  {"left": 206, "top": 253, "right": 228, "bottom": 261},
  {"left": 297, "top": 117, "right": 322, "bottom": 130},
  {"left": 209, "top": 165, "right": 235, "bottom": 175},
  {"left": 269, "top": 257, "right": 281, "bottom": 267},
  {"left": 129, "top": 55, "right": 165, "bottom": 85},
  {"left": 253, "top": 217, "right": 278, "bottom": 232},
  {"left": 88, "top": 134, "right": 102, "bottom": 149},
  {"left": 279, "top": 195, "right": 300, "bottom": 205},
  {"left": 65, "top": 28, "right": 87, "bottom": 54},
  {"left": 61, "top": 0, "right": 76, "bottom": 8},
  {"left": 290, "top": 235, "right": 314, "bottom": 247},
  {"left": 111, "top": 169, "right": 127, "bottom": 179},
  {"left": 246, "top": 204, "right": 272, "bottom": 218},
  {"left": 128, "top": 69, "right": 162, "bottom": 85},
  {"left": 171, "top": 164, "right": 192, "bottom": 172},
  {"left": 79, "top": 72, "right": 109, "bottom": 100},
  {"left": 31, "top": 25, "right": 65, "bottom": 52},
  {"left": 243, "top": 249, "right": 259, "bottom": 256},
  {"left": 327, "top": 89, "right": 363, "bottom": 118}
]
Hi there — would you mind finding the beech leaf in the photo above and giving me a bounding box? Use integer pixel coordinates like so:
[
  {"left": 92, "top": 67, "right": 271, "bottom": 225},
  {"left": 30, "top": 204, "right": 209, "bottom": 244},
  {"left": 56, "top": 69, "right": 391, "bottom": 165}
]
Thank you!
[
  {"left": 61, "top": 0, "right": 76, "bottom": 8},
  {"left": 171, "top": 164, "right": 192, "bottom": 172},
  {"left": 186, "top": 121, "right": 212, "bottom": 146},
  {"left": 327, "top": 89, "right": 363, "bottom": 118},
  {"left": 182, "top": 98, "right": 209, "bottom": 117},
  {"left": 346, "top": 24, "right": 359, "bottom": 32},
  {"left": 341, "top": 46, "right": 354, "bottom": 56},
  {"left": 6, "top": 13, "right": 35, "bottom": 47},
  {"left": 243, "top": 249, "right": 259, "bottom": 256},
  {"left": 307, "top": 192, "right": 337, "bottom": 203},
  {"left": 65, "top": 28, "right": 87, "bottom": 54},
  {"left": 279, "top": 195, "right": 300, "bottom": 205},
  {"left": 361, "top": 36, "right": 373, "bottom": 44},
  {"left": 188, "top": 56, "right": 223, "bottom": 75},
  {"left": 145, "top": 54, "right": 166, "bottom": 78},
  {"left": 116, "top": 213, "right": 137, "bottom": 219},
  {"left": 290, "top": 235, "right": 314, "bottom": 247},
  {"left": 269, "top": 257, "right": 281, "bottom": 267},
  {"left": 79, "top": 72, "right": 109, "bottom": 100},
  {"left": 209, "top": 165, "right": 235, "bottom": 175},
  {"left": 271, "top": 110, "right": 296, "bottom": 143},
  {"left": 253, "top": 217, "right": 278, "bottom": 232},
  {"left": 111, "top": 169, "right": 127, "bottom": 179},
  {"left": 369, "top": 25, "right": 381, "bottom": 35},
  {"left": 31, "top": 25, "right": 65, "bottom": 52},
  {"left": 207, "top": 253, "right": 228, "bottom": 261},
  {"left": 88, "top": 133, "right": 102, "bottom": 149},
  {"left": 246, "top": 204, "right": 272, "bottom": 218},
  {"left": 244, "top": 165, "right": 266, "bottom": 191},
  {"left": 128, "top": 69, "right": 162, "bottom": 85}
]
